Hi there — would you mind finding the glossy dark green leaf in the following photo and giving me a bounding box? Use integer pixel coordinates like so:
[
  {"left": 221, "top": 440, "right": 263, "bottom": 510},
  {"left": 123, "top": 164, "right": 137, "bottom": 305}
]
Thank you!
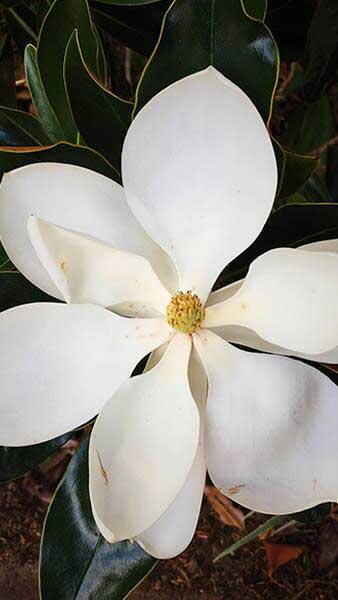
[
  {"left": 297, "top": 173, "right": 332, "bottom": 204},
  {"left": 0, "top": 33, "right": 16, "bottom": 108},
  {"left": 25, "top": 44, "right": 65, "bottom": 143},
  {"left": 292, "top": 503, "right": 332, "bottom": 525},
  {"left": 0, "top": 434, "right": 70, "bottom": 484},
  {"left": 265, "top": 0, "right": 314, "bottom": 63},
  {"left": 280, "top": 95, "right": 334, "bottom": 155},
  {"left": 274, "top": 139, "right": 318, "bottom": 201},
  {"left": 243, "top": 0, "right": 266, "bottom": 21},
  {"left": 278, "top": 150, "right": 318, "bottom": 200},
  {"left": 94, "top": 24, "right": 108, "bottom": 85},
  {"left": 93, "top": 0, "right": 163, "bottom": 4},
  {"left": 134, "top": 0, "right": 278, "bottom": 122},
  {"left": 0, "top": 141, "right": 119, "bottom": 181},
  {"left": 303, "top": 0, "right": 338, "bottom": 102},
  {"left": 40, "top": 437, "right": 157, "bottom": 600},
  {"left": 0, "top": 271, "right": 53, "bottom": 311},
  {"left": 220, "top": 203, "right": 338, "bottom": 286},
  {"left": 91, "top": 1, "right": 170, "bottom": 56},
  {"left": 0, "top": 106, "right": 50, "bottom": 146},
  {"left": 0, "top": 1, "right": 23, "bottom": 6},
  {"left": 65, "top": 30, "right": 132, "bottom": 171},
  {"left": 37, "top": 0, "right": 103, "bottom": 142}
]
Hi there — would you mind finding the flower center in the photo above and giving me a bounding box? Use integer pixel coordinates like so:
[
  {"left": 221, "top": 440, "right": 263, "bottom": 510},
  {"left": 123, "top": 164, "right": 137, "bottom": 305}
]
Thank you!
[{"left": 166, "top": 291, "right": 205, "bottom": 334}]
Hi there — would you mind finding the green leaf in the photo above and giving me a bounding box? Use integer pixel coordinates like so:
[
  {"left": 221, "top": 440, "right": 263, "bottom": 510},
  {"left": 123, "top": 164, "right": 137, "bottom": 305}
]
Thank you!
[
  {"left": 0, "top": 1, "right": 25, "bottom": 6},
  {"left": 0, "top": 271, "right": 53, "bottom": 311},
  {"left": 297, "top": 173, "right": 332, "bottom": 204},
  {"left": 0, "top": 434, "right": 70, "bottom": 484},
  {"left": 65, "top": 30, "right": 132, "bottom": 171},
  {"left": 213, "top": 515, "right": 289, "bottom": 562},
  {"left": 243, "top": 0, "right": 266, "bottom": 21},
  {"left": 303, "top": 0, "right": 338, "bottom": 102},
  {"left": 278, "top": 150, "right": 318, "bottom": 200},
  {"left": 25, "top": 44, "right": 65, "bottom": 143},
  {"left": 0, "top": 33, "right": 16, "bottom": 108},
  {"left": 0, "top": 141, "right": 119, "bottom": 181},
  {"left": 222, "top": 203, "right": 338, "bottom": 286},
  {"left": 280, "top": 95, "right": 334, "bottom": 155},
  {"left": 40, "top": 437, "right": 157, "bottom": 600},
  {"left": 91, "top": 1, "right": 169, "bottom": 56},
  {"left": 37, "top": 0, "right": 104, "bottom": 142},
  {"left": 0, "top": 106, "right": 50, "bottom": 146},
  {"left": 134, "top": 0, "right": 279, "bottom": 122},
  {"left": 93, "top": 0, "right": 163, "bottom": 4}
]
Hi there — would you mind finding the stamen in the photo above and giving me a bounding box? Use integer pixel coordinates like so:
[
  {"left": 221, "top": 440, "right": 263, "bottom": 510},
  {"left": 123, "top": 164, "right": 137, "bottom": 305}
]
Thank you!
[{"left": 166, "top": 291, "right": 205, "bottom": 334}]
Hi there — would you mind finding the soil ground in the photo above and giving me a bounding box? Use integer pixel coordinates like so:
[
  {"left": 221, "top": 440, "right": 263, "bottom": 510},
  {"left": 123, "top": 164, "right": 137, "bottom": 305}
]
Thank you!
[{"left": 1, "top": 478, "right": 338, "bottom": 599}]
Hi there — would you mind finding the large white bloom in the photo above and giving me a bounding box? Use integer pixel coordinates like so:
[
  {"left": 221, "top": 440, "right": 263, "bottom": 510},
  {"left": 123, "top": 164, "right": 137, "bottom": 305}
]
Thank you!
[{"left": 0, "top": 67, "right": 338, "bottom": 559}]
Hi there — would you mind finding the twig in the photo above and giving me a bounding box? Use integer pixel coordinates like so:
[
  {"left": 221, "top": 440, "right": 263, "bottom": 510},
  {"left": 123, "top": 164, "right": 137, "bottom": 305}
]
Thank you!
[{"left": 7, "top": 8, "right": 38, "bottom": 43}]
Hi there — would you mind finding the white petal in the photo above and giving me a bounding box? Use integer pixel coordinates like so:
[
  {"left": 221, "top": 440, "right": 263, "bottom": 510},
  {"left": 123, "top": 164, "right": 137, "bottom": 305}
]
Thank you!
[
  {"left": 300, "top": 239, "right": 338, "bottom": 254},
  {"left": 136, "top": 443, "right": 205, "bottom": 559},
  {"left": 136, "top": 349, "right": 207, "bottom": 559},
  {"left": 89, "top": 333, "right": 200, "bottom": 542},
  {"left": 206, "top": 239, "right": 338, "bottom": 361},
  {"left": 206, "top": 280, "right": 243, "bottom": 307},
  {"left": 204, "top": 247, "right": 338, "bottom": 354},
  {"left": 206, "top": 239, "right": 338, "bottom": 308},
  {"left": 28, "top": 217, "right": 171, "bottom": 312},
  {"left": 0, "top": 163, "right": 177, "bottom": 299},
  {"left": 213, "top": 325, "right": 338, "bottom": 364},
  {"left": 0, "top": 303, "right": 172, "bottom": 446},
  {"left": 122, "top": 67, "right": 277, "bottom": 301},
  {"left": 194, "top": 329, "right": 338, "bottom": 514}
]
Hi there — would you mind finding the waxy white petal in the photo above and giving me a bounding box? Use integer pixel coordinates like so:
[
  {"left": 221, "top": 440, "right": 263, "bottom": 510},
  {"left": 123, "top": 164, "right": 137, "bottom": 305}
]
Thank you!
[
  {"left": 206, "top": 239, "right": 338, "bottom": 362},
  {"left": 122, "top": 67, "right": 277, "bottom": 301},
  {"left": 0, "top": 163, "right": 177, "bottom": 299},
  {"left": 136, "top": 443, "right": 205, "bottom": 559},
  {"left": 28, "top": 217, "right": 171, "bottom": 312},
  {"left": 207, "top": 238, "right": 338, "bottom": 308},
  {"left": 0, "top": 303, "right": 172, "bottom": 446},
  {"left": 213, "top": 325, "right": 338, "bottom": 364},
  {"left": 89, "top": 334, "right": 200, "bottom": 542},
  {"left": 206, "top": 280, "right": 243, "bottom": 307},
  {"left": 194, "top": 329, "right": 338, "bottom": 514},
  {"left": 136, "top": 349, "right": 207, "bottom": 559},
  {"left": 204, "top": 247, "right": 338, "bottom": 354},
  {"left": 300, "top": 239, "right": 338, "bottom": 254}
]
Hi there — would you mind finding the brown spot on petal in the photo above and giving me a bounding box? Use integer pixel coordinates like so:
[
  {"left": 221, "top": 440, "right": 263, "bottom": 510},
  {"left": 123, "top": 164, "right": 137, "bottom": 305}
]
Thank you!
[
  {"left": 227, "top": 484, "right": 246, "bottom": 495},
  {"left": 97, "top": 451, "right": 109, "bottom": 485}
]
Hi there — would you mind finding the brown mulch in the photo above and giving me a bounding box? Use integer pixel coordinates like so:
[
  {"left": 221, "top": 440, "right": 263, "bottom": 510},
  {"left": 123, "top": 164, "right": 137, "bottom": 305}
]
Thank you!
[{"left": 1, "top": 477, "right": 338, "bottom": 599}]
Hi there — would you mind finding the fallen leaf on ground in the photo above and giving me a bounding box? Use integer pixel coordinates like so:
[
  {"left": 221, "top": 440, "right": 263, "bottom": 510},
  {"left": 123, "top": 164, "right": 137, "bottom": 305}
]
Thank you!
[
  {"left": 204, "top": 486, "right": 245, "bottom": 529},
  {"left": 263, "top": 541, "right": 303, "bottom": 577}
]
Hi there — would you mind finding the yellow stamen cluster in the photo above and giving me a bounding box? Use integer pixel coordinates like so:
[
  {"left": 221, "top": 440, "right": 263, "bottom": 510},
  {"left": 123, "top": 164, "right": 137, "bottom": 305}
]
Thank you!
[{"left": 166, "top": 291, "right": 205, "bottom": 334}]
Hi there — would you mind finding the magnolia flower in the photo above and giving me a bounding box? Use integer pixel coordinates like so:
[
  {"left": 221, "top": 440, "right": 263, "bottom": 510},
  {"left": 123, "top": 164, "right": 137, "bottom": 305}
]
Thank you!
[{"left": 1, "top": 67, "right": 338, "bottom": 560}]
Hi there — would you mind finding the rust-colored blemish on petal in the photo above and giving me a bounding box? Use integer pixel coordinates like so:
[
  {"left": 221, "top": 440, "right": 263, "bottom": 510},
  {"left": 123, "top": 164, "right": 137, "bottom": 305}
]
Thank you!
[
  {"left": 97, "top": 450, "right": 109, "bottom": 485},
  {"left": 227, "top": 483, "right": 246, "bottom": 495}
]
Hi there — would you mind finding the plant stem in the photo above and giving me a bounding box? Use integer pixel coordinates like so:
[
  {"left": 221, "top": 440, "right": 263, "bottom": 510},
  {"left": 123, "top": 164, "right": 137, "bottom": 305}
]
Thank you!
[
  {"left": 7, "top": 8, "right": 38, "bottom": 43},
  {"left": 213, "top": 514, "right": 290, "bottom": 563}
]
